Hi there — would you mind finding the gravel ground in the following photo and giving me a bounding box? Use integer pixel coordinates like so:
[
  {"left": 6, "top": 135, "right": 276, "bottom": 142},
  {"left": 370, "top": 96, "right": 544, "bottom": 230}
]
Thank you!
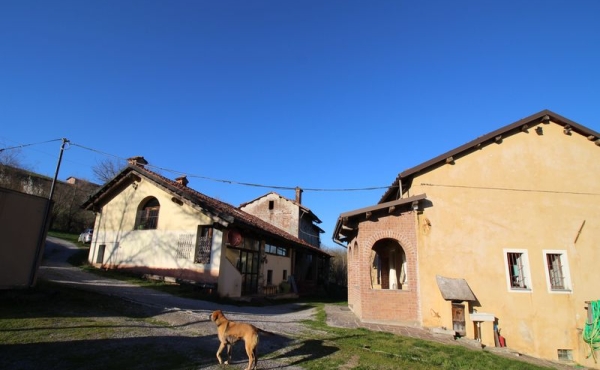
[{"left": 38, "top": 237, "right": 316, "bottom": 370}]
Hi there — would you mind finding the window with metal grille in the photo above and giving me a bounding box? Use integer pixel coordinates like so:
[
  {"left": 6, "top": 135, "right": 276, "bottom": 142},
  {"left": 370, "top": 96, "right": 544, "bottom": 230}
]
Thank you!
[
  {"left": 506, "top": 251, "right": 529, "bottom": 289},
  {"left": 176, "top": 233, "right": 195, "bottom": 259},
  {"left": 135, "top": 197, "right": 160, "bottom": 230},
  {"left": 547, "top": 253, "right": 565, "bottom": 289},
  {"left": 194, "top": 226, "right": 213, "bottom": 264},
  {"left": 544, "top": 250, "right": 571, "bottom": 292}
]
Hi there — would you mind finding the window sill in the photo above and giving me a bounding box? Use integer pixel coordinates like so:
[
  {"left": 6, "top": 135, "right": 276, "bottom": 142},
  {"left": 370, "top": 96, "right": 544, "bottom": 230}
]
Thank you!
[
  {"left": 549, "top": 288, "right": 572, "bottom": 294},
  {"left": 509, "top": 288, "right": 532, "bottom": 293}
]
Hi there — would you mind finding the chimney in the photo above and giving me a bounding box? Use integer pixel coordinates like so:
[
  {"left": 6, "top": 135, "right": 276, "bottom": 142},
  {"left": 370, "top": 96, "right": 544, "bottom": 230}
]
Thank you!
[
  {"left": 295, "top": 186, "right": 303, "bottom": 204},
  {"left": 175, "top": 175, "right": 189, "bottom": 187},
  {"left": 127, "top": 156, "right": 148, "bottom": 168}
]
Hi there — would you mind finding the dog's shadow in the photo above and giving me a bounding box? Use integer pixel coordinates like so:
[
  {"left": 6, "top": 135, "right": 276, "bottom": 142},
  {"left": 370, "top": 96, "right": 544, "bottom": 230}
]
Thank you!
[{"left": 263, "top": 334, "right": 361, "bottom": 367}]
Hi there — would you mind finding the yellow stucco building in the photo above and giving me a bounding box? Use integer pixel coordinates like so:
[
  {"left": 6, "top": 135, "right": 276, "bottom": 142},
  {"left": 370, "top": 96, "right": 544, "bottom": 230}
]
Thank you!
[
  {"left": 82, "top": 157, "right": 330, "bottom": 299},
  {"left": 334, "top": 110, "right": 600, "bottom": 368}
]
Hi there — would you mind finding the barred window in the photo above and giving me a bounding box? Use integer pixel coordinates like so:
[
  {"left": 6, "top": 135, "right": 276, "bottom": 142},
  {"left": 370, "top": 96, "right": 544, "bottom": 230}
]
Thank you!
[
  {"left": 135, "top": 197, "right": 160, "bottom": 230},
  {"left": 176, "top": 233, "right": 195, "bottom": 259},
  {"left": 544, "top": 250, "right": 571, "bottom": 292},
  {"left": 194, "top": 226, "right": 213, "bottom": 264},
  {"left": 504, "top": 249, "right": 531, "bottom": 291}
]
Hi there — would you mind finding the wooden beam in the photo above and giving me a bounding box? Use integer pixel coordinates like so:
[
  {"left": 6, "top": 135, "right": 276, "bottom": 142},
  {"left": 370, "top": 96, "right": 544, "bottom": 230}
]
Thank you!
[
  {"left": 388, "top": 206, "right": 396, "bottom": 213},
  {"left": 365, "top": 211, "right": 372, "bottom": 219},
  {"left": 521, "top": 124, "right": 529, "bottom": 132},
  {"left": 495, "top": 135, "right": 502, "bottom": 143},
  {"left": 445, "top": 156, "right": 454, "bottom": 164}
]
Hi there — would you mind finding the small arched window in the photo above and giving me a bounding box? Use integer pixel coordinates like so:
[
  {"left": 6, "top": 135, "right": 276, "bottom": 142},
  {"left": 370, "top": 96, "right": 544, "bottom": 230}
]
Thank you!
[{"left": 136, "top": 197, "right": 160, "bottom": 230}]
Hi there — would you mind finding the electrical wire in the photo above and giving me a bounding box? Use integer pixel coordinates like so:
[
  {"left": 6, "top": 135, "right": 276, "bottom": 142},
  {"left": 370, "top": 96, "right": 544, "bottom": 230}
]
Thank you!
[
  {"left": 71, "top": 142, "right": 392, "bottom": 192},
  {"left": 0, "top": 138, "right": 63, "bottom": 152},
  {"left": 421, "top": 183, "right": 600, "bottom": 196},
  {"left": 6, "top": 138, "right": 599, "bottom": 196}
]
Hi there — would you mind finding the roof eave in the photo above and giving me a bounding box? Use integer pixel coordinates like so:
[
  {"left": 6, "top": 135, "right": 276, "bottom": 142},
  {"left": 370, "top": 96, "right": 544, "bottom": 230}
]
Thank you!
[
  {"left": 332, "top": 194, "right": 427, "bottom": 246},
  {"left": 380, "top": 109, "right": 600, "bottom": 202}
]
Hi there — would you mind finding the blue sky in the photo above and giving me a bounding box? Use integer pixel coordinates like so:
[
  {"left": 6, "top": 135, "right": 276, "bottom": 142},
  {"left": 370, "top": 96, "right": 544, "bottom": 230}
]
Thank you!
[{"left": 1, "top": 1, "right": 599, "bottom": 249}]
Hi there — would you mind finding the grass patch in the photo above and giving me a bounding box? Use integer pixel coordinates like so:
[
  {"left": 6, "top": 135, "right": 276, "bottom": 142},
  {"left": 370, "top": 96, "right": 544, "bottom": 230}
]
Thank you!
[
  {"left": 48, "top": 230, "right": 82, "bottom": 245},
  {"left": 290, "top": 305, "right": 555, "bottom": 370},
  {"left": 0, "top": 280, "right": 208, "bottom": 370}
]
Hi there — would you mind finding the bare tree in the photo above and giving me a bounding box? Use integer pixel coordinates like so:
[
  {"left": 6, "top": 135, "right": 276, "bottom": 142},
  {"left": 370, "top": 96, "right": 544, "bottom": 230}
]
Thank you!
[
  {"left": 0, "top": 142, "right": 27, "bottom": 169},
  {"left": 323, "top": 245, "right": 348, "bottom": 287},
  {"left": 92, "top": 158, "right": 127, "bottom": 184}
]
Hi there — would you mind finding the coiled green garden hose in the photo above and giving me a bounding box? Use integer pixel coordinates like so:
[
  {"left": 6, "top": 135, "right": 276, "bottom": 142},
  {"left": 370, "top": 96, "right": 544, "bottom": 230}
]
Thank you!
[{"left": 583, "top": 300, "right": 600, "bottom": 363}]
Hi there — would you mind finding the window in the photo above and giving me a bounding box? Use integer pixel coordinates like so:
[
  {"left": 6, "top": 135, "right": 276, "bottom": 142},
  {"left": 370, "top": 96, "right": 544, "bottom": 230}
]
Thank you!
[
  {"left": 267, "top": 270, "right": 273, "bottom": 284},
  {"left": 176, "top": 233, "right": 195, "bottom": 259},
  {"left": 370, "top": 239, "right": 407, "bottom": 290},
  {"left": 194, "top": 226, "right": 213, "bottom": 264},
  {"left": 136, "top": 197, "right": 160, "bottom": 230},
  {"left": 282, "top": 270, "right": 287, "bottom": 281},
  {"left": 265, "top": 243, "right": 288, "bottom": 257},
  {"left": 544, "top": 250, "right": 571, "bottom": 292},
  {"left": 268, "top": 200, "right": 274, "bottom": 210},
  {"left": 504, "top": 249, "right": 531, "bottom": 291},
  {"left": 557, "top": 349, "right": 572, "bottom": 361}
]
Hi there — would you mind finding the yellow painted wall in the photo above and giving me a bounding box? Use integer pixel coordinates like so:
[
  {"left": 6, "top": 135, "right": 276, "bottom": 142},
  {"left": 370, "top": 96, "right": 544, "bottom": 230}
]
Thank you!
[
  {"left": 88, "top": 177, "right": 221, "bottom": 283},
  {"left": 262, "top": 253, "right": 292, "bottom": 286},
  {"left": 410, "top": 121, "right": 600, "bottom": 366}
]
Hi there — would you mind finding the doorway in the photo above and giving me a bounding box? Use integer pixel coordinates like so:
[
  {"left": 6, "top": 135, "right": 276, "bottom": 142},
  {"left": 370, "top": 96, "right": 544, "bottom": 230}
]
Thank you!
[
  {"left": 237, "top": 250, "right": 259, "bottom": 295},
  {"left": 452, "top": 303, "right": 466, "bottom": 336}
]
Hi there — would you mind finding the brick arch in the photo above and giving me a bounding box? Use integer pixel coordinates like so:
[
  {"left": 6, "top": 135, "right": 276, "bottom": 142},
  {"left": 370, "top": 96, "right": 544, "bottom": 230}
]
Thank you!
[
  {"left": 360, "top": 229, "right": 418, "bottom": 291},
  {"left": 363, "top": 230, "right": 415, "bottom": 256}
]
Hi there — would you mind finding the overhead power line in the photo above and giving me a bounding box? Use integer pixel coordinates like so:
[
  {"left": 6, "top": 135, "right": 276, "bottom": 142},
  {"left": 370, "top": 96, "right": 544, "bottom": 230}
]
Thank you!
[
  {"left": 421, "top": 183, "right": 600, "bottom": 196},
  {"left": 0, "top": 138, "right": 63, "bottom": 153},
  {"left": 69, "top": 142, "right": 392, "bottom": 192}
]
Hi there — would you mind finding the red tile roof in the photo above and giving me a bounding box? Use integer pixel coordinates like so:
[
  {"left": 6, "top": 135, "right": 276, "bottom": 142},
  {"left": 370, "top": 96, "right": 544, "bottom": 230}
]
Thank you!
[{"left": 82, "top": 165, "right": 330, "bottom": 257}]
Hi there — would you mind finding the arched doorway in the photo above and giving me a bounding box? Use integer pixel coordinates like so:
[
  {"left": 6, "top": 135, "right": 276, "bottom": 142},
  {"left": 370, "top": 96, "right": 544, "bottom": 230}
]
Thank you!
[{"left": 370, "top": 238, "right": 407, "bottom": 290}]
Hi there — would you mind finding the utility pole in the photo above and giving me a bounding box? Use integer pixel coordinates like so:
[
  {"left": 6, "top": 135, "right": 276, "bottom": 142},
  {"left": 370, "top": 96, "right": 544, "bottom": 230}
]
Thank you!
[
  {"left": 48, "top": 138, "right": 69, "bottom": 201},
  {"left": 29, "top": 138, "right": 69, "bottom": 286}
]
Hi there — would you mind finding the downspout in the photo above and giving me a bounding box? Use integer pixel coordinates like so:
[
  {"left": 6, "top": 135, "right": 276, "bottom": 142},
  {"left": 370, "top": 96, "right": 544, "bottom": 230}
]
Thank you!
[
  {"left": 332, "top": 220, "right": 347, "bottom": 248},
  {"left": 398, "top": 178, "right": 404, "bottom": 199}
]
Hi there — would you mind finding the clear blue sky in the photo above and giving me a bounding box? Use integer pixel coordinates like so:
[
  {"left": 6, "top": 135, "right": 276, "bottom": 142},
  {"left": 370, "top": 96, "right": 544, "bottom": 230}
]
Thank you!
[{"left": 1, "top": 1, "right": 599, "bottom": 249}]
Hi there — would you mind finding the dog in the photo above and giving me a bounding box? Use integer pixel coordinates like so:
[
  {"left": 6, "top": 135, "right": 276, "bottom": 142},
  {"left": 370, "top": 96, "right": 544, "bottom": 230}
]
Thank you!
[{"left": 209, "top": 309, "right": 274, "bottom": 370}]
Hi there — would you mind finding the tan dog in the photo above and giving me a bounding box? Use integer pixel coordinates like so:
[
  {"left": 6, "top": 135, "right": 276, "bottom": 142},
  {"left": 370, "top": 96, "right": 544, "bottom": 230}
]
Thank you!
[{"left": 209, "top": 309, "right": 273, "bottom": 370}]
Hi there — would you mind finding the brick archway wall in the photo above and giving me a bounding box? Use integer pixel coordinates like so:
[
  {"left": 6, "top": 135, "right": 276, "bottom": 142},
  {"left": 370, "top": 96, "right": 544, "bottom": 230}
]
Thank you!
[{"left": 351, "top": 212, "right": 421, "bottom": 325}]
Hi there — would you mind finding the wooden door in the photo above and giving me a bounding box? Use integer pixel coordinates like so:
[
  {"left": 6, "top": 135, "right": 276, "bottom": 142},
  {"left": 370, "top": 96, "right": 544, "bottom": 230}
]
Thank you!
[{"left": 452, "top": 303, "right": 466, "bottom": 336}]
